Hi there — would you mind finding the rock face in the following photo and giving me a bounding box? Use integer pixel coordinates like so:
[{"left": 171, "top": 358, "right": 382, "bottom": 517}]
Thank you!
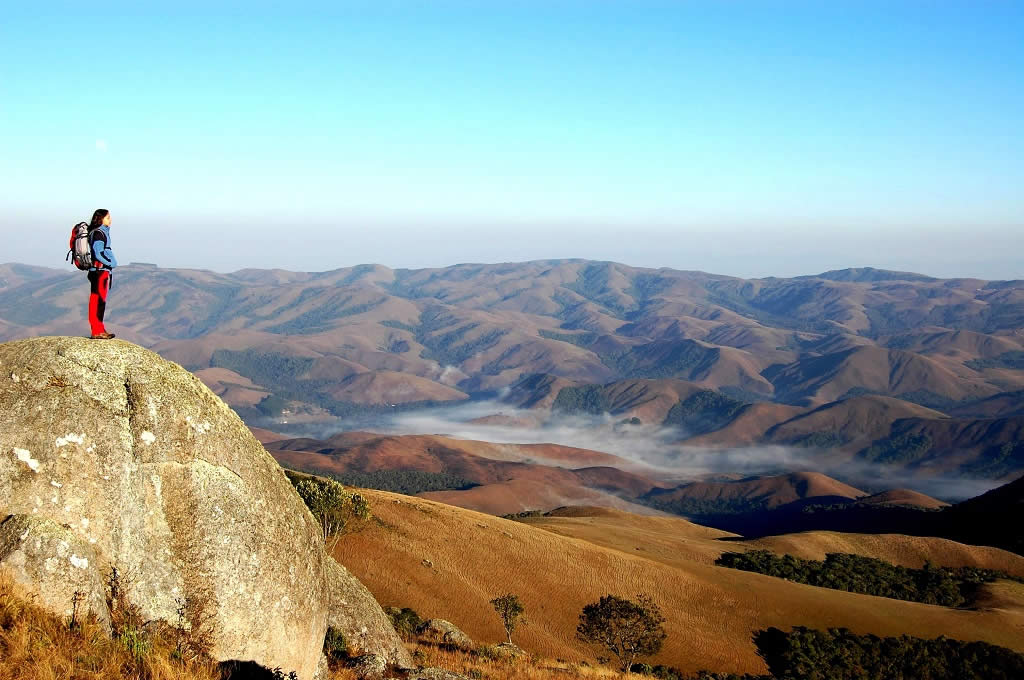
[
  {"left": 0, "top": 514, "right": 110, "bottom": 630},
  {"left": 0, "top": 338, "right": 333, "bottom": 677},
  {"left": 325, "top": 559, "right": 414, "bottom": 668}
]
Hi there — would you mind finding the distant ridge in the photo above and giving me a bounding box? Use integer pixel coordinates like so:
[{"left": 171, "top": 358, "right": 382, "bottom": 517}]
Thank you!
[{"left": 801, "top": 267, "right": 938, "bottom": 283}]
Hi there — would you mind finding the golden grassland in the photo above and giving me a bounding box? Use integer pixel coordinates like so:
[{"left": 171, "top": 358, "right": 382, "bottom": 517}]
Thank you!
[
  {"left": 334, "top": 490, "right": 1024, "bottom": 676},
  {"left": 405, "top": 643, "right": 621, "bottom": 680},
  {"left": 0, "top": 574, "right": 359, "bottom": 680},
  {"left": 522, "top": 506, "right": 1024, "bottom": 576},
  {"left": 0, "top": 574, "right": 217, "bottom": 680},
  {"left": 4, "top": 488, "right": 1024, "bottom": 679}
]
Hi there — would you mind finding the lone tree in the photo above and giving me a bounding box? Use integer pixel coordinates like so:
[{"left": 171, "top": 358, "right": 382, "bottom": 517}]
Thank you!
[
  {"left": 490, "top": 593, "right": 526, "bottom": 643},
  {"left": 576, "top": 594, "right": 666, "bottom": 672}
]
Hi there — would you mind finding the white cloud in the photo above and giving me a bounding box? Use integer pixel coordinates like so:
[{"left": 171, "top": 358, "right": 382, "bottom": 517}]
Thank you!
[
  {"left": 95, "top": 139, "right": 108, "bottom": 152},
  {"left": 257, "top": 401, "right": 1005, "bottom": 501}
]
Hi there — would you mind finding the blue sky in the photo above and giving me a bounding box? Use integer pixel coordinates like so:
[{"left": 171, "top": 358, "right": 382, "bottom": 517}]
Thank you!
[{"left": 2, "top": 1, "right": 1022, "bottom": 277}]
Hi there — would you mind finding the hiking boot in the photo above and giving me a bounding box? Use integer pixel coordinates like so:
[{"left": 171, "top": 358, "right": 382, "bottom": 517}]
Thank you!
[{"left": 90, "top": 332, "right": 116, "bottom": 340}]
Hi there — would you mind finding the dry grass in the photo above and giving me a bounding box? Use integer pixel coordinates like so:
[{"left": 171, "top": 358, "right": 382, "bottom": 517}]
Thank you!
[
  {"left": 334, "top": 490, "right": 1024, "bottom": 676},
  {"left": 523, "top": 507, "right": 1024, "bottom": 577},
  {"left": 405, "top": 643, "right": 620, "bottom": 680},
  {"left": 0, "top": 574, "right": 220, "bottom": 680},
  {"left": 0, "top": 573, "right": 358, "bottom": 680}
]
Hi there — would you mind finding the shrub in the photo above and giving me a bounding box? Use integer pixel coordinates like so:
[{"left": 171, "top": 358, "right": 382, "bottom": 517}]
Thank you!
[
  {"left": 387, "top": 606, "right": 424, "bottom": 640},
  {"left": 288, "top": 473, "right": 372, "bottom": 548},
  {"left": 323, "top": 626, "right": 348, "bottom": 663}
]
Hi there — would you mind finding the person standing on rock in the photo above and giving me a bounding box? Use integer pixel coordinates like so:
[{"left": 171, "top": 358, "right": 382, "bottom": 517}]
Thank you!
[{"left": 87, "top": 209, "right": 117, "bottom": 339}]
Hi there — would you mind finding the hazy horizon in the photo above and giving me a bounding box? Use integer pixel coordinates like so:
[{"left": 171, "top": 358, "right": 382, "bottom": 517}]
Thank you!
[{"left": 7, "top": 242, "right": 1023, "bottom": 282}]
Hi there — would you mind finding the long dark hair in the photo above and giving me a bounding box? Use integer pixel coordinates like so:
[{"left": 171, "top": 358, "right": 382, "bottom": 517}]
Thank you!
[{"left": 89, "top": 209, "right": 109, "bottom": 231}]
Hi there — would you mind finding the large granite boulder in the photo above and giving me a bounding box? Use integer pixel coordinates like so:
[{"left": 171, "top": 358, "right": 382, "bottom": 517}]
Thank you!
[
  {"left": 0, "top": 338, "right": 334, "bottom": 677},
  {"left": 325, "top": 558, "right": 414, "bottom": 668}
]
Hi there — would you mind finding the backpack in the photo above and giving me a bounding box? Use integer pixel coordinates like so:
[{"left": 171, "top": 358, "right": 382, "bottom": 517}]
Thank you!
[{"left": 66, "top": 222, "right": 92, "bottom": 270}]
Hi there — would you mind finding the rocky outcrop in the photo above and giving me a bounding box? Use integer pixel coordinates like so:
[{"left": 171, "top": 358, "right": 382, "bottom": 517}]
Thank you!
[
  {"left": 325, "top": 558, "right": 414, "bottom": 668},
  {"left": 417, "top": 618, "right": 474, "bottom": 650},
  {"left": 0, "top": 338, "right": 338, "bottom": 677},
  {"left": 493, "top": 642, "right": 527, "bottom": 659},
  {"left": 350, "top": 653, "right": 387, "bottom": 680}
]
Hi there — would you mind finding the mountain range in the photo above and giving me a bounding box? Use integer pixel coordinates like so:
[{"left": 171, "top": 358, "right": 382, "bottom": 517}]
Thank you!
[{"left": 3, "top": 259, "right": 1022, "bottom": 491}]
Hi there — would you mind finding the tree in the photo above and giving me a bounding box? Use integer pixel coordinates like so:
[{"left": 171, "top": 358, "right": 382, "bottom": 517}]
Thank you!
[
  {"left": 576, "top": 594, "right": 666, "bottom": 672},
  {"left": 290, "top": 475, "right": 370, "bottom": 549},
  {"left": 490, "top": 593, "right": 526, "bottom": 643}
]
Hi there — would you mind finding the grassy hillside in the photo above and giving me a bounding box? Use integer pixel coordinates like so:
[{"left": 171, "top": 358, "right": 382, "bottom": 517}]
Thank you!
[{"left": 334, "top": 490, "right": 1024, "bottom": 676}]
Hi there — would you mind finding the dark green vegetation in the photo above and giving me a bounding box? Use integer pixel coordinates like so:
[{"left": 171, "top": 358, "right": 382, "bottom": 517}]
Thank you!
[
  {"left": 786, "top": 431, "right": 846, "bottom": 448},
  {"left": 966, "top": 351, "right": 1024, "bottom": 371},
  {"left": 285, "top": 472, "right": 370, "bottom": 545},
  {"left": 416, "top": 306, "right": 507, "bottom": 366},
  {"left": 860, "top": 432, "right": 933, "bottom": 463},
  {"left": 715, "top": 551, "right": 1021, "bottom": 608},
  {"left": 292, "top": 467, "right": 479, "bottom": 495},
  {"left": 266, "top": 290, "right": 388, "bottom": 334},
  {"left": 962, "top": 441, "right": 1024, "bottom": 478},
  {"left": 538, "top": 329, "right": 599, "bottom": 348},
  {"left": 662, "top": 390, "right": 747, "bottom": 434},
  {"left": 629, "top": 627, "right": 1024, "bottom": 680},
  {"left": 552, "top": 385, "right": 614, "bottom": 416},
  {"left": 753, "top": 626, "right": 1024, "bottom": 680},
  {"left": 599, "top": 340, "right": 720, "bottom": 380},
  {"left": 322, "top": 627, "right": 348, "bottom": 665},
  {"left": 702, "top": 280, "right": 837, "bottom": 334},
  {"left": 385, "top": 607, "right": 424, "bottom": 640},
  {"left": 640, "top": 493, "right": 767, "bottom": 518}
]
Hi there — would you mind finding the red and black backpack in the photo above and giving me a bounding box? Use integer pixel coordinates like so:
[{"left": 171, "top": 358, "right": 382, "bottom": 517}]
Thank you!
[{"left": 66, "top": 222, "right": 93, "bottom": 270}]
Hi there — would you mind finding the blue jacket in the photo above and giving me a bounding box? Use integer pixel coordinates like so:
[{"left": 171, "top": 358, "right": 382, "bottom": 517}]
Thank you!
[{"left": 89, "top": 226, "right": 118, "bottom": 270}]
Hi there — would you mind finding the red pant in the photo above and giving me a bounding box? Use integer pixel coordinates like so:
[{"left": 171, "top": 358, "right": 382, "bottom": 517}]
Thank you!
[{"left": 88, "top": 270, "right": 111, "bottom": 335}]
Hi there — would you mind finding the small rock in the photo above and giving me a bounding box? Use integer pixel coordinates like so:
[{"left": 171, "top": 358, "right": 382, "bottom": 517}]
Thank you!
[
  {"left": 350, "top": 653, "right": 387, "bottom": 680},
  {"left": 417, "top": 619, "right": 473, "bottom": 651},
  {"left": 421, "top": 558, "right": 433, "bottom": 568},
  {"left": 493, "top": 642, "right": 526, "bottom": 659},
  {"left": 409, "top": 669, "right": 472, "bottom": 680}
]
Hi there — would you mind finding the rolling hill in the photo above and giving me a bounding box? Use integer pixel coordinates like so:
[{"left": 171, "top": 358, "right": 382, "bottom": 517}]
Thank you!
[
  {"left": 266, "top": 432, "right": 674, "bottom": 515},
  {"left": 332, "top": 489, "right": 1024, "bottom": 676}
]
